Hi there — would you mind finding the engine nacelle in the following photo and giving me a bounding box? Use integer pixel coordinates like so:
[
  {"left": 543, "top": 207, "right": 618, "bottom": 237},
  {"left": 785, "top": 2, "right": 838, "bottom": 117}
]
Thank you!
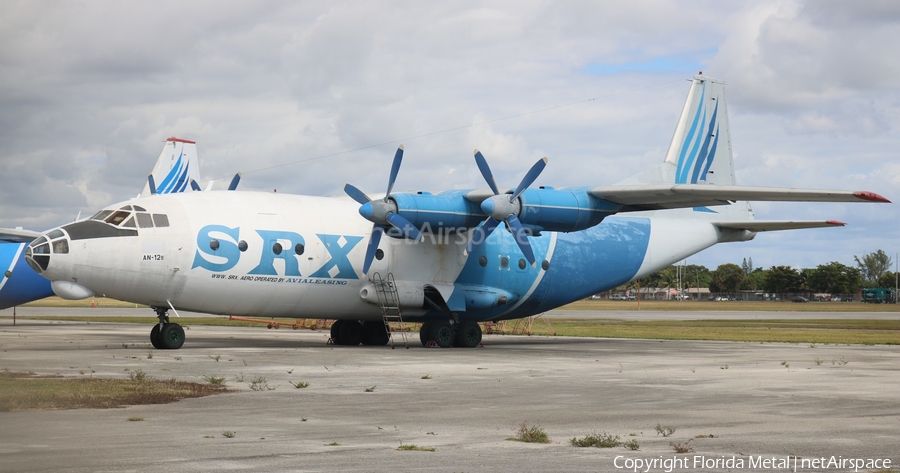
[
  {"left": 391, "top": 190, "right": 484, "bottom": 234},
  {"left": 516, "top": 187, "right": 621, "bottom": 233}
]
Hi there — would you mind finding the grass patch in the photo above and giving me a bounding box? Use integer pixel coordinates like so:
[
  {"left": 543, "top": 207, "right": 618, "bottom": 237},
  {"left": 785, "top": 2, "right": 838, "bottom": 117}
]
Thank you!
[
  {"left": 508, "top": 423, "right": 551, "bottom": 444},
  {"left": 570, "top": 431, "right": 621, "bottom": 448},
  {"left": 397, "top": 443, "right": 435, "bottom": 452},
  {"left": 0, "top": 370, "right": 230, "bottom": 411},
  {"left": 526, "top": 318, "right": 900, "bottom": 345},
  {"left": 10, "top": 314, "right": 900, "bottom": 345},
  {"left": 561, "top": 299, "right": 900, "bottom": 313},
  {"left": 290, "top": 381, "right": 309, "bottom": 389}
]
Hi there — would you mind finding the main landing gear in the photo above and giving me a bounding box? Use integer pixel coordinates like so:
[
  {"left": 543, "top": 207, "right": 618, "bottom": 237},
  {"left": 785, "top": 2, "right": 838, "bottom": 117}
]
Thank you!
[
  {"left": 150, "top": 306, "right": 184, "bottom": 350},
  {"left": 328, "top": 319, "right": 482, "bottom": 348},
  {"left": 329, "top": 320, "right": 390, "bottom": 346},
  {"left": 419, "top": 320, "right": 483, "bottom": 348}
]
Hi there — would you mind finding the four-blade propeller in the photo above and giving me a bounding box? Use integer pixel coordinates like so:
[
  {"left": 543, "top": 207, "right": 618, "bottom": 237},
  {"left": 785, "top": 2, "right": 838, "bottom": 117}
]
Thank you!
[
  {"left": 467, "top": 150, "right": 547, "bottom": 265},
  {"left": 344, "top": 145, "right": 423, "bottom": 275}
]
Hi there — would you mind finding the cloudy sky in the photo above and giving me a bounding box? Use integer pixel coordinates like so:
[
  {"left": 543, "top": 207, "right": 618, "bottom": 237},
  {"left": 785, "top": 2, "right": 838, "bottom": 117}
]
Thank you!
[{"left": 2, "top": 0, "right": 898, "bottom": 271}]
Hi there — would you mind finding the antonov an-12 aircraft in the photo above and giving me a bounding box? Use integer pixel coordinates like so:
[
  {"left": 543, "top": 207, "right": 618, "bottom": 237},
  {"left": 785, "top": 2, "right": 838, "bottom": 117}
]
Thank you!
[
  {"left": 0, "top": 137, "right": 206, "bottom": 310},
  {"left": 26, "top": 75, "right": 889, "bottom": 349}
]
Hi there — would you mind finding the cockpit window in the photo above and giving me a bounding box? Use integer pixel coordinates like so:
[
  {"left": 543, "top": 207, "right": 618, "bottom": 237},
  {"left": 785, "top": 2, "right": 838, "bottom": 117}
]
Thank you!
[
  {"left": 121, "top": 216, "right": 136, "bottom": 228},
  {"left": 47, "top": 229, "right": 64, "bottom": 240},
  {"left": 90, "top": 210, "right": 114, "bottom": 221},
  {"left": 136, "top": 213, "right": 153, "bottom": 228},
  {"left": 105, "top": 211, "right": 131, "bottom": 226},
  {"left": 153, "top": 214, "right": 169, "bottom": 227},
  {"left": 52, "top": 239, "right": 69, "bottom": 254},
  {"left": 133, "top": 205, "right": 147, "bottom": 211}
]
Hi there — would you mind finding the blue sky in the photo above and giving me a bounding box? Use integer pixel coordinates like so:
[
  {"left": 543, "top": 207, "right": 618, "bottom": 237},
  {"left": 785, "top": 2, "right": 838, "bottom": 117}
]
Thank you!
[{"left": 1, "top": 0, "right": 899, "bottom": 271}]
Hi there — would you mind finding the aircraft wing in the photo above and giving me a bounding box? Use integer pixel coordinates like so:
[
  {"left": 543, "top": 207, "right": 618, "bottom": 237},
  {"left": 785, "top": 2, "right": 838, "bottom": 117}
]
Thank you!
[
  {"left": 0, "top": 228, "right": 42, "bottom": 243},
  {"left": 714, "top": 220, "right": 846, "bottom": 232},
  {"left": 588, "top": 185, "right": 890, "bottom": 211}
]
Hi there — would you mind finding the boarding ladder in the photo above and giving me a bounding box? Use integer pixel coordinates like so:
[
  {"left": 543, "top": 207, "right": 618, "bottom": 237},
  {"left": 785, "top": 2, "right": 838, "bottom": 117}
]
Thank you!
[{"left": 371, "top": 272, "right": 409, "bottom": 349}]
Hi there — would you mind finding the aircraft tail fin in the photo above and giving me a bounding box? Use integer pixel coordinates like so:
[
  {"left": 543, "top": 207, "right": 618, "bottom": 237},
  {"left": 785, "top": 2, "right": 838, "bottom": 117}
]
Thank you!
[
  {"left": 140, "top": 137, "right": 201, "bottom": 196},
  {"left": 616, "top": 74, "right": 736, "bottom": 187}
]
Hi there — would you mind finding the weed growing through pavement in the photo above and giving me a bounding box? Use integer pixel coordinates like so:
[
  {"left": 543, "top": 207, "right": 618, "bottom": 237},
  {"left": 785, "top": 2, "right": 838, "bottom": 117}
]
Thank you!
[
  {"left": 570, "top": 431, "right": 621, "bottom": 448},
  {"left": 655, "top": 424, "right": 676, "bottom": 437},
  {"left": 508, "top": 423, "right": 551, "bottom": 443}
]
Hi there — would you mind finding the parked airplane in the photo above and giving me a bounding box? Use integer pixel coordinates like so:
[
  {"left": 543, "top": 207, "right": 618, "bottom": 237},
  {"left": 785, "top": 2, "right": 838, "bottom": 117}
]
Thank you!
[
  {"left": 26, "top": 75, "right": 889, "bottom": 349},
  {"left": 0, "top": 137, "right": 203, "bottom": 310}
]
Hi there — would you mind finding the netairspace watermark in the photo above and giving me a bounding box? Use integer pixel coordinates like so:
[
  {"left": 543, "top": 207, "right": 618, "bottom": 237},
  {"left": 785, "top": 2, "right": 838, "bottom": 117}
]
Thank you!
[{"left": 614, "top": 455, "right": 892, "bottom": 473}]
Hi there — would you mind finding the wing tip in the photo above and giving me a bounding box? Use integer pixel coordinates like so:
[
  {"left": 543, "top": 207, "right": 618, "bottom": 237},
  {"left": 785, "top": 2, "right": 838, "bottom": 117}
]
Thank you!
[
  {"left": 826, "top": 220, "right": 847, "bottom": 226},
  {"left": 853, "top": 191, "right": 891, "bottom": 203}
]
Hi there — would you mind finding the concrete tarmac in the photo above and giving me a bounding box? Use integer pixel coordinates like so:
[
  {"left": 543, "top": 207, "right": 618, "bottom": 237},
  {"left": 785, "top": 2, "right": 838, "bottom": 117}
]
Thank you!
[{"left": 0, "top": 316, "right": 898, "bottom": 472}]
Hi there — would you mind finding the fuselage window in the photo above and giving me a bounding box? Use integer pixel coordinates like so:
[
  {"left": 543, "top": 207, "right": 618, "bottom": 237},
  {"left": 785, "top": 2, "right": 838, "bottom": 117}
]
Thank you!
[
  {"left": 238, "top": 240, "right": 248, "bottom": 252},
  {"left": 375, "top": 249, "right": 384, "bottom": 260},
  {"left": 105, "top": 211, "right": 131, "bottom": 226},
  {"left": 295, "top": 243, "right": 305, "bottom": 255},
  {"left": 121, "top": 216, "right": 136, "bottom": 228},
  {"left": 541, "top": 260, "right": 550, "bottom": 271},
  {"left": 272, "top": 242, "right": 283, "bottom": 255},
  {"left": 478, "top": 255, "right": 487, "bottom": 267},
  {"left": 518, "top": 259, "right": 527, "bottom": 270},
  {"left": 209, "top": 239, "right": 220, "bottom": 251},
  {"left": 136, "top": 213, "right": 153, "bottom": 228},
  {"left": 152, "top": 214, "right": 169, "bottom": 227},
  {"left": 500, "top": 256, "right": 509, "bottom": 269}
]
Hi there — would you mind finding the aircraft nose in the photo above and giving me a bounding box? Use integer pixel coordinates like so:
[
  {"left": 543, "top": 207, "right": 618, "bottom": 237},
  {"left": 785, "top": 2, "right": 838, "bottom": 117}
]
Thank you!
[{"left": 24, "top": 229, "right": 70, "bottom": 275}]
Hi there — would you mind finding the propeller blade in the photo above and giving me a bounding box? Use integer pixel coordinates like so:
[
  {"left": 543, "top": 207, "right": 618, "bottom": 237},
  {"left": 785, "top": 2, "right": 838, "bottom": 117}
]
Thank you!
[
  {"left": 505, "top": 215, "right": 535, "bottom": 265},
  {"left": 385, "top": 212, "right": 423, "bottom": 242},
  {"left": 474, "top": 149, "right": 500, "bottom": 195},
  {"left": 344, "top": 183, "right": 372, "bottom": 205},
  {"left": 466, "top": 217, "right": 501, "bottom": 254},
  {"left": 362, "top": 225, "right": 385, "bottom": 275},
  {"left": 190, "top": 179, "right": 202, "bottom": 192},
  {"left": 227, "top": 172, "right": 242, "bottom": 191},
  {"left": 384, "top": 145, "right": 404, "bottom": 199},
  {"left": 510, "top": 157, "right": 547, "bottom": 201},
  {"left": 147, "top": 175, "right": 157, "bottom": 195}
]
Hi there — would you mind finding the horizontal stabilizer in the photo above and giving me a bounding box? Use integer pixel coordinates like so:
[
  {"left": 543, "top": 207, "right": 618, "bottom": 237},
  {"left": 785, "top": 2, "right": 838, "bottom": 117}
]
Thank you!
[
  {"left": 715, "top": 220, "right": 846, "bottom": 232},
  {"left": 589, "top": 184, "right": 890, "bottom": 211},
  {"left": 0, "top": 228, "right": 42, "bottom": 243}
]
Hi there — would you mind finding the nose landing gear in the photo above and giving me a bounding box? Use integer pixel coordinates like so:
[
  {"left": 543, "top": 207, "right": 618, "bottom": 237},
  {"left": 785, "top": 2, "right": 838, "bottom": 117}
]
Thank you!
[{"left": 150, "top": 306, "right": 185, "bottom": 349}]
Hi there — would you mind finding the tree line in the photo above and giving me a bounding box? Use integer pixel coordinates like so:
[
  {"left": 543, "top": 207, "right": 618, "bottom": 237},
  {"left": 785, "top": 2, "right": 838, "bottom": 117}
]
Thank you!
[{"left": 630, "top": 250, "right": 896, "bottom": 294}]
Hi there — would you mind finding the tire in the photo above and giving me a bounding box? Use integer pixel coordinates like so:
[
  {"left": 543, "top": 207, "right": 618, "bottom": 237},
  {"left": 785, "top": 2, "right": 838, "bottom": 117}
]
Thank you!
[
  {"left": 361, "top": 321, "right": 390, "bottom": 346},
  {"left": 330, "top": 320, "right": 345, "bottom": 343},
  {"left": 419, "top": 321, "right": 434, "bottom": 346},
  {"left": 339, "top": 320, "right": 363, "bottom": 346},
  {"left": 150, "top": 324, "right": 162, "bottom": 349},
  {"left": 454, "top": 321, "right": 482, "bottom": 348},
  {"left": 429, "top": 320, "right": 455, "bottom": 348},
  {"left": 159, "top": 323, "right": 185, "bottom": 350}
]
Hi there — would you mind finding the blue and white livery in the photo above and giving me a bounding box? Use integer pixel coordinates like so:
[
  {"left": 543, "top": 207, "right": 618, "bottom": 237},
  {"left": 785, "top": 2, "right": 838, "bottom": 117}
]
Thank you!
[{"left": 26, "top": 76, "right": 889, "bottom": 349}]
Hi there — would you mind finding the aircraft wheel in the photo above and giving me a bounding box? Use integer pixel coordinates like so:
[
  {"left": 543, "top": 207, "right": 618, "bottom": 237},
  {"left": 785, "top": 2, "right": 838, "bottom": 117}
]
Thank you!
[
  {"left": 419, "top": 321, "right": 434, "bottom": 346},
  {"left": 454, "top": 321, "right": 482, "bottom": 348},
  {"left": 429, "top": 320, "right": 455, "bottom": 348},
  {"left": 330, "top": 320, "right": 345, "bottom": 343},
  {"left": 339, "top": 320, "right": 363, "bottom": 346},
  {"left": 150, "top": 324, "right": 163, "bottom": 349},
  {"left": 159, "top": 323, "right": 185, "bottom": 350},
  {"left": 361, "top": 321, "right": 389, "bottom": 346}
]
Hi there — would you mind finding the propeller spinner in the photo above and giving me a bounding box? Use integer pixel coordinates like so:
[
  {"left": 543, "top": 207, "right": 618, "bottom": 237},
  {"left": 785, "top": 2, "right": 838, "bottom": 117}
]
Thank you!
[
  {"left": 344, "top": 145, "right": 423, "bottom": 275},
  {"left": 467, "top": 150, "right": 547, "bottom": 265}
]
